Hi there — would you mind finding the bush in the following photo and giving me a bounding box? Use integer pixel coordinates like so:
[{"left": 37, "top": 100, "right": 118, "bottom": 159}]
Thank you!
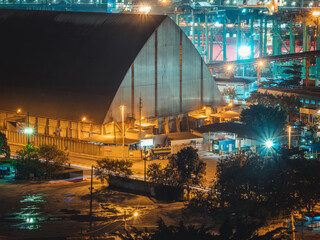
[
  {"left": 15, "top": 144, "right": 69, "bottom": 180},
  {"left": 0, "top": 131, "right": 10, "bottom": 158},
  {"left": 96, "top": 158, "right": 133, "bottom": 182}
]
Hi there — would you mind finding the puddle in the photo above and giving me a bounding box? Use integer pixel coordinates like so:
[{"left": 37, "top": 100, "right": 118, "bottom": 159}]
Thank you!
[{"left": 3, "top": 194, "right": 47, "bottom": 230}]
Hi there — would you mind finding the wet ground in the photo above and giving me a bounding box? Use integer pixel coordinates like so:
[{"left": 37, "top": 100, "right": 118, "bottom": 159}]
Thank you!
[{"left": 0, "top": 178, "right": 194, "bottom": 239}]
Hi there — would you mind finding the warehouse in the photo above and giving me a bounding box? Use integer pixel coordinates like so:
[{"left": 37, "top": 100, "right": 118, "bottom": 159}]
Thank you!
[{"left": 0, "top": 9, "right": 222, "bottom": 140}]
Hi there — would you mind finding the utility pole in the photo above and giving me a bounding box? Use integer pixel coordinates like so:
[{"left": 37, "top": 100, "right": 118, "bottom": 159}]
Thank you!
[
  {"left": 138, "top": 96, "right": 146, "bottom": 181},
  {"left": 89, "top": 165, "right": 94, "bottom": 231}
]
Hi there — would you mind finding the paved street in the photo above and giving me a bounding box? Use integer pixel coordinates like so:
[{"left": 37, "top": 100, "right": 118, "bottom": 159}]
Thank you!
[{"left": 9, "top": 144, "right": 219, "bottom": 183}]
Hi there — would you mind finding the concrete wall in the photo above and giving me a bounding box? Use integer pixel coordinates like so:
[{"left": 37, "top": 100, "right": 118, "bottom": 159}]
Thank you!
[
  {"left": 107, "top": 17, "right": 222, "bottom": 122},
  {"left": 0, "top": 111, "right": 102, "bottom": 140}
]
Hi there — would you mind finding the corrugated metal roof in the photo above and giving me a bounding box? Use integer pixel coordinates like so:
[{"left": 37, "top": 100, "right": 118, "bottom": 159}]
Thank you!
[
  {"left": 0, "top": 9, "right": 166, "bottom": 123},
  {"left": 197, "top": 122, "right": 259, "bottom": 140}
]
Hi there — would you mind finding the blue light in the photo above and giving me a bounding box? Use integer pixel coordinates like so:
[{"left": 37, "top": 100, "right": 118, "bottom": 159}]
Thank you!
[
  {"left": 265, "top": 140, "right": 274, "bottom": 148},
  {"left": 242, "top": 9, "right": 247, "bottom": 13}
]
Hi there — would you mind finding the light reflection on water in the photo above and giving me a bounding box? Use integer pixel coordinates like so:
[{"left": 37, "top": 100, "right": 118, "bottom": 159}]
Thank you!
[{"left": 5, "top": 194, "right": 46, "bottom": 230}]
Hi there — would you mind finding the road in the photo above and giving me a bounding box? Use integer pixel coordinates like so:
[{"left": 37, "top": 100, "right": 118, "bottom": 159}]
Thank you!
[{"left": 9, "top": 144, "right": 219, "bottom": 183}]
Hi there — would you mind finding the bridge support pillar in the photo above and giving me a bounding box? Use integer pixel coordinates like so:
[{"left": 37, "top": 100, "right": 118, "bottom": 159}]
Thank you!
[
  {"left": 259, "top": 18, "right": 263, "bottom": 58},
  {"left": 223, "top": 15, "right": 227, "bottom": 62},
  {"left": 197, "top": 17, "right": 201, "bottom": 50},
  {"left": 205, "top": 14, "right": 209, "bottom": 62},
  {"left": 237, "top": 15, "right": 241, "bottom": 60},
  {"left": 192, "top": 12, "right": 195, "bottom": 45},
  {"left": 272, "top": 19, "right": 278, "bottom": 78},
  {"left": 303, "top": 20, "right": 308, "bottom": 80},
  {"left": 250, "top": 16, "right": 254, "bottom": 59},
  {"left": 290, "top": 20, "right": 295, "bottom": 54},
  {"left": 264, "top": 17, "right": 267, "bottom": 57}
]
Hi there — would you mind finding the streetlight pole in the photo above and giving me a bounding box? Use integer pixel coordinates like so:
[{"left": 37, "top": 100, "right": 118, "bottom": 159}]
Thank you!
[
  {"left": 121, "top": 105, "right": 125, "bottom": 160},
  {"left": 27, "top": 112, "right": 30, "bottom": 145},
  {"left": 288, "top": 126, "right": 292, "bottom": 149}
]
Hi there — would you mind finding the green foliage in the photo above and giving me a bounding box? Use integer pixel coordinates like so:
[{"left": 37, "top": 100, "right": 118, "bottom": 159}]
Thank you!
[
  {"left": 15, "top": 144, "right": 69, "bottom": 180},
  {"left": 169, "top": 147, "right": 206, "bottom": 188},
  {"left": 188, "top": 150, "right": 320, "bottom": 239},
  {"left": 247, "top": 92, "right": 301, "bottom": 122},
  {"left": 147, "top": 147, "right": 206, "bottom": 190},
  {"left": 240, "top": 104, "right": 287, "bottom": 138},
  {"left": 96, "top": 158, "right": 133, "bottom": 182},
  {"left": 221, "top": 87, "right": 238, "bottom": 100},
  {"left": 0, "top": 131, "right": 10, "bottom": 158},
  {"left": 278, "top": 63, "right": 303, "bottom": 88},
  {"left": 38, "top": 145, "right": 68, "bottom": 164},
  {"left": 146, "top": 163, "right": 170, "bottom": 185}
]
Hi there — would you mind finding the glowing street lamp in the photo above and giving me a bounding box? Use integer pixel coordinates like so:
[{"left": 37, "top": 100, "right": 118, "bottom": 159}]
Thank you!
[
  {"left": 265, "top": 140, "right": 274, "bottom": 148},
  {"left": 226, "top": 64, "right": 233, "bottom": 71},
  {"left": 17, "top": 108, "right": 22, "bottom": 114},
  {"left": 313, "top": 11, "right": 320, "bottom": 17},
  {"left": 139, "top": 6, "right": 151, "bottom": 14},
  {"left": 23, "top": 112, "right": 34, "bottom": 145}
]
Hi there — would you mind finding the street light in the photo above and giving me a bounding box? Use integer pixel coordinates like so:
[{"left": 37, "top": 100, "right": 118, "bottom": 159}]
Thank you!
[
  {"left": 265, "top": 140, "right": 274, "bottom": 148},
  {"left": 120, "top": 105, "right": 125, "bottom": 159},
  {"left": 23, "top": 112, "right": 34, "bottom": 145},
  {"left": 139, "top": 6, "right": 151, "bottom": 14},
  {"left": 226, "top": 64, "right": 233, "bottom": 71},
  {"left": 313, "top": 11, "right": 320, "bottom": 17},
  {"left": 238, "top": 46, "right": 251, "bottom": 58}
]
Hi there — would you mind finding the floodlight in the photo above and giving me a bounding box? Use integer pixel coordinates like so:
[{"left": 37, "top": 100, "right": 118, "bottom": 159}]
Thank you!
[
  {"left": 238, "top": 46, "right": 251, "bottom": 58},
  {"left": 265, "top": 140, "right": 274, "bottom": 148}
]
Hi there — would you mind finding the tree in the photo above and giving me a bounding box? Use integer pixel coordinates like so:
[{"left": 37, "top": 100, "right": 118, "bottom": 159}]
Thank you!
[
  {"left": 96, "top": 158, "right": 133, "bottom": 182},
  {"left": 240, "top": 104, "right": 287, "bottom": 139},
  {"left": 15, "top": 144, "right": 69, "bottom": 179},
  {"left": 247, "top": 92, "right": 301, "bottom": 122},
  {"left": 38, "top": 145, "right": 69, "bottom": 178},
  {"left": 147, "top": 147, "right": 206, "bottom": 199},
  {"left": 221, "top": 87, "right": 238, "bottom": 101},
  {"left": 0, "top": 131, "right": 10, "bottom": 158},
  {"left": 278, "top": 63, "right": 303, "bottom": 88},
  {"left": 187, "top": 150, "right": 320, "bottom": 239}
]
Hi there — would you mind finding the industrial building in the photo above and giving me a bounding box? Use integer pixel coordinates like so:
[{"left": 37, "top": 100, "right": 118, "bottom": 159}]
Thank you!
[{"left": 0, "top": 9, "right": 223, "bottom": 141}]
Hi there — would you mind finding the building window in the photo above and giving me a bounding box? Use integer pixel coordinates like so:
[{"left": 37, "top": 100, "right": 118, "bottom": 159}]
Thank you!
[
  {"left": 300, "top": 99, "right": 304, "bottom": 103},
  {"left": 305, "top": 99, "right": 310, "bottom": 104},
  {"left": 311, "top": 100, "right": 316, "bottom": 105},
  {"left": 318, "top": 101, "right": 320, "bottom": 105}
]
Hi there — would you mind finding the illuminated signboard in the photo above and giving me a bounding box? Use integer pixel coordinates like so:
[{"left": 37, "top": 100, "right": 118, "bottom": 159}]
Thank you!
[{"left": 141, "top": 139, "right": 153, "bottom": 147}]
